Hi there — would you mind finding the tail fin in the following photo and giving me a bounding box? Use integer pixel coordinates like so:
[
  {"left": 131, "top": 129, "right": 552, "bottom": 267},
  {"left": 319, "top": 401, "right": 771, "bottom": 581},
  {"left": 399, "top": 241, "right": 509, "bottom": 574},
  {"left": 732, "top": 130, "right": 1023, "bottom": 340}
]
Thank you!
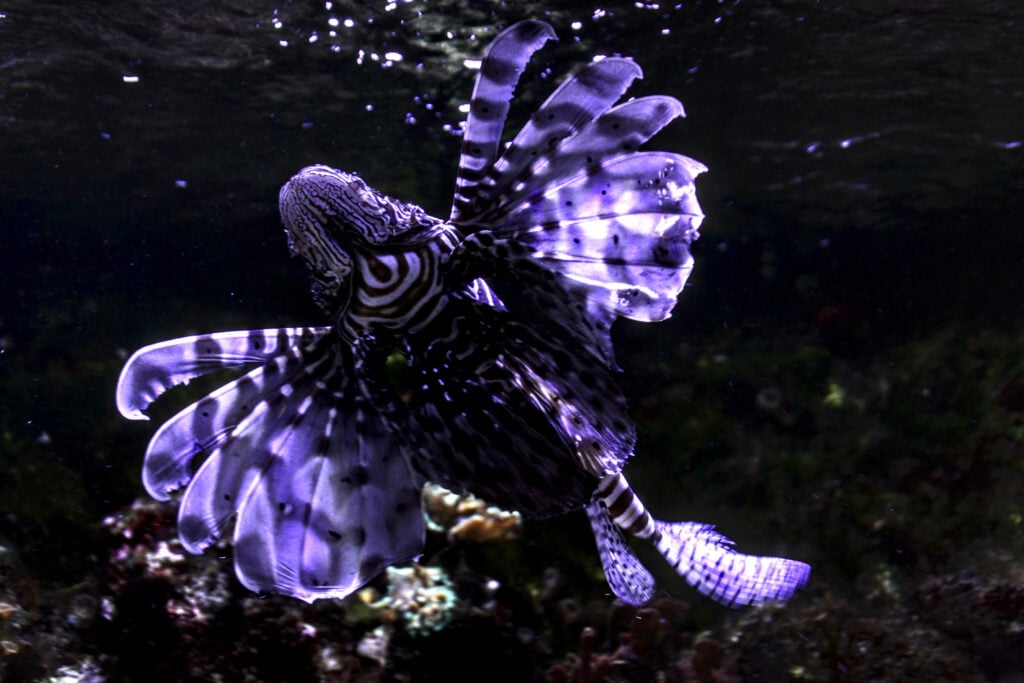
[
  {"left": 653, "top": 521, "right": 811, "bottom": 607},
  {"left": 590, "top": 474, "right": 810, "bottom": 607}
]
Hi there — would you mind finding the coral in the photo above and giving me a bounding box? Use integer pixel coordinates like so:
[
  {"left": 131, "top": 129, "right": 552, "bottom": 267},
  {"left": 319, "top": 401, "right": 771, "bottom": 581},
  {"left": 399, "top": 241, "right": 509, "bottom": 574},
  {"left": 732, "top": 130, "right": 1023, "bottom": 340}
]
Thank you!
[
  {"left": 89, "top": 497, "right": 384, "bottom": 682},
  {"left": 370, "top": 565, "right": 459, "bottom": 638},
  {"left": 0, "top": 540, "right": 104, "bottom": 682},
  {"left": 421, "top": 482, "right": 523, "bottom": 543},
  {"left": 355, "top": 625, "right": 389, "bottom": 668}
]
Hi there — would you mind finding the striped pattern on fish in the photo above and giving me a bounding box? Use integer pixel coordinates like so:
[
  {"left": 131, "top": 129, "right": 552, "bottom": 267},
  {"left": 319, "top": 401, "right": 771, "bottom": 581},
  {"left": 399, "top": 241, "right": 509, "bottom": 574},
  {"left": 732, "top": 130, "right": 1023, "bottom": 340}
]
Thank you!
[
  {"left": 590, "top": 474, "right": 811, "bottom": 606},
  {"left": 116, "top": 20, "right": 809, "bottom": 607}
]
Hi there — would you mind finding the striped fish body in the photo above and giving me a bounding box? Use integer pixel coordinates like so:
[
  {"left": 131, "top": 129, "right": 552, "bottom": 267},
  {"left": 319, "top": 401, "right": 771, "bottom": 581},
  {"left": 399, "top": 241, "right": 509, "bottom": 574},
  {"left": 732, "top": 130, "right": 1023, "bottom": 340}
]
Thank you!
[
  {"left": 116, "top": 20, "right": 809, "bottom": 607},
  {"left": 277, "top": 165, "right": 458, "bottom": 338}
]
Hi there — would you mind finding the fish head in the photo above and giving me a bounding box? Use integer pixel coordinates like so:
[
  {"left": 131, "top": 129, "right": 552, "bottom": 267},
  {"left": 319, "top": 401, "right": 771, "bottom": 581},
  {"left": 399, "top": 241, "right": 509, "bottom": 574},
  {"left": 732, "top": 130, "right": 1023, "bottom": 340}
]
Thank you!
[{"left": 279, "top": 165, "right": 380, "bottom": 315}]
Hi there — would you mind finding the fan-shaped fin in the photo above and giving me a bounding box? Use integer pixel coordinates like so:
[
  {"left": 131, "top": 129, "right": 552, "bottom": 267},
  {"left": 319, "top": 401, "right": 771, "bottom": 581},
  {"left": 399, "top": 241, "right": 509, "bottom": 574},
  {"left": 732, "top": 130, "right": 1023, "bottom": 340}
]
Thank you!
[
  {"left": 451, "top": 20, "right": 556, "bottom": 221},
  {"left": 501, "top": 151, "right": 705, "bottom": 232},
  {"left": 522, "top": 212, "right": 696, "bottom": 322},
  {"left": 654, "top": 521, "right": 811, "bottom": 607},
  {"left": 467, "top": 58, "right": 643, "bottom": 217},
  {"left": 175, "top": 343, "right": 338, "bottom": 553},
  {"left": 480, "top": 153, "right": 704, "bottom": 322},
  {"left": 590, "top": 474, "right": 810, "bottom": 607},
  {"left": 231, "top": 388, "right": 424, "bottom": 603},
  {"left": 585, "top": 500, "right": 655, "bottom": 606},
  {"left": 168, "top": 339, "right": 424, "bottom": 602},
  {"left": 116, "top": 327, "right": 331, "bottom": 420},
  {"left": 141, "top": 347, "right": 328, "bottom": 500},
  {"left": 487, "top": 96, "right": 686, "bottom": 221}
]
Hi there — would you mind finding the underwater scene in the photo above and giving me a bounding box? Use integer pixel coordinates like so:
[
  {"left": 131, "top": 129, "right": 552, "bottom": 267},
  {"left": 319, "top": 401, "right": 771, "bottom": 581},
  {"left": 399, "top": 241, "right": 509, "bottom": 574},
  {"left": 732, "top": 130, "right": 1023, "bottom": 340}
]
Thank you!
[{"left": 1, "top": 1, "right": 1023, "bottom": 681}]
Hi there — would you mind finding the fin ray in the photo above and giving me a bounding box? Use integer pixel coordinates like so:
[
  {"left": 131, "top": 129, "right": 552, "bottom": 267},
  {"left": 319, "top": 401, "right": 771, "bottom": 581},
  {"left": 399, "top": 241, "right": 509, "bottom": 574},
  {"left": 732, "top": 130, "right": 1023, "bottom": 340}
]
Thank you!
[
  {"left": 467, "top": 58, "right": 644, "bottom": 218},
  {"left": 591, "top": 474, "right": 811, "bottom": 606},
  {"left": 142, "top": 356, "right": 306, "bottom": 501},
  {"left": 585, "top": 500, "right": 655, "bottom": 605},
  {"left": 116, "top": 327, "right": 331, "bottom": 420},
  {"left": 401, "top": 298, "right": 633, "bottom": 517},
  {"left": 451, "top": 20, "right": 556, "bottom": 221},
  {"left": 166, "top": 338, "right": 424, "bottom": 602},
  {"left": 654, "top": 521, "right": 811, "bottom": 607}
]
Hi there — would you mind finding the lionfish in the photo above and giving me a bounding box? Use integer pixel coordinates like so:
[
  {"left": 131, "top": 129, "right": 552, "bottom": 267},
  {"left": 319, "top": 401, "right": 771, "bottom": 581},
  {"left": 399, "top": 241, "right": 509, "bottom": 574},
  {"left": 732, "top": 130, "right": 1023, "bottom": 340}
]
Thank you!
[{"left": 116, "top": 21, "right": 809, "bottom": 607}]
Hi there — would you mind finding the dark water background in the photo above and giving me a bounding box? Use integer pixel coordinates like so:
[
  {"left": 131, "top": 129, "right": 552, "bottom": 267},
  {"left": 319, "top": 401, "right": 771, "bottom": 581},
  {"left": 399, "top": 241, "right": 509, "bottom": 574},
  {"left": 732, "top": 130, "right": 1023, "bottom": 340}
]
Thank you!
[{"left": 1, "top": 1, "right": 1023, "bottom": 680}]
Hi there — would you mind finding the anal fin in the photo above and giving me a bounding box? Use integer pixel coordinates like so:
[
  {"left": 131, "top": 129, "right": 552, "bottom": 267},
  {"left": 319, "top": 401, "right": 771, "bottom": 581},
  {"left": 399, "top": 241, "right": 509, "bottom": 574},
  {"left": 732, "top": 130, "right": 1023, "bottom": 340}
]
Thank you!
[{"left": 585, "top": 500, "right": 655, "bottom": 606}]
